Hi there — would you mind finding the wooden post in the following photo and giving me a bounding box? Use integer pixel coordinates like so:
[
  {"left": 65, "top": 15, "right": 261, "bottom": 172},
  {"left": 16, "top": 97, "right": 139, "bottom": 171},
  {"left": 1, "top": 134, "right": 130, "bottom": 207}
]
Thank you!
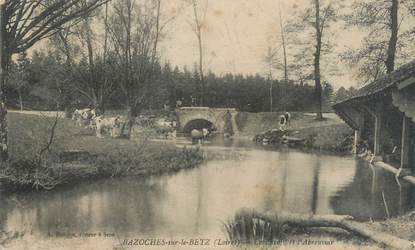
[
  {"left": 374, "top": 104, "right": 382, "bottom": 156},
  {"left": 353, "top": 114, "right": 364, "bottom": 154},
  {"left": 401, "top": 116, "right": 410, "bottom": 169},
  {"left": 0, "top": 0, "right": 7, "bottom": 162},
  {"left": 353, "top": 130, "right": 359, "bottom": 154}
]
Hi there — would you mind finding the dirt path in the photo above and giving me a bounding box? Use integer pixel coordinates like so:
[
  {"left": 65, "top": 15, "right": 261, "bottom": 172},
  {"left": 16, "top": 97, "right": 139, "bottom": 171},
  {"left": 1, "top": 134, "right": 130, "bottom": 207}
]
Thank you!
[{"left": 9, "top": 110, "right": 65, "bottom": 118}]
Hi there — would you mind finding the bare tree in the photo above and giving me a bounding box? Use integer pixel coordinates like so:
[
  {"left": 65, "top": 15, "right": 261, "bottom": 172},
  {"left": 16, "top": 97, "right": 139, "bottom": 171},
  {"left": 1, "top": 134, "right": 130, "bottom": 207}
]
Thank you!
[
  {"left": 0, "top": 0, "right": 109, "bottom": 161},
  {"left": 107, "top": 0, "right": 164, "bottom": 137},
  {"left": 279, "top": 7, "right": 288, "bottom": 86},
  {"left": 263, "top": 46, "right": 277, "bottom": 112},
  {"left": 263, "top": 8, "right": 289, "bottom": 112},
  {"left": 187, "top": 0, "right": 208, "bottom": 106},
  {"left": 73, "top": 11, "right": 115, "bottom": 113},
  {"left": 8, "top": 52, "right": 29, "bottom": 111},
  {"left": 49, "top": 1, "right": 116, "bottom": 114},
  {"left": 287, "top": 0, "right": 339, "bottom": 120},
  {"left": 342, "top": 0, "right": 415, "bottom": 83}
]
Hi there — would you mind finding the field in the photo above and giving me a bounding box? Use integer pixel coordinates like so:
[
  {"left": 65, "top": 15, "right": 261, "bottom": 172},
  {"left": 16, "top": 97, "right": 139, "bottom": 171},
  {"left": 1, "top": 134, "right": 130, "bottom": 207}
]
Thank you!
[{"left": 2, "top": 112, "right": 203, "bottom": 192}]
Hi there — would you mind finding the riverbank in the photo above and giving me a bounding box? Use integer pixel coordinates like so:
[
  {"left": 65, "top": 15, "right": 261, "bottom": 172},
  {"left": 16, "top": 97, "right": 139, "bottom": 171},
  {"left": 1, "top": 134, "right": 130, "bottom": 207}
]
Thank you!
[
  {"left": 248, "top": 113, "right": 353, "bottom": 153},
  {"left": 225, "top": 210, "right": 414, "bottom": 250},
  {"left": 0, "top": 113, "right": 203, "bottom": 193}
]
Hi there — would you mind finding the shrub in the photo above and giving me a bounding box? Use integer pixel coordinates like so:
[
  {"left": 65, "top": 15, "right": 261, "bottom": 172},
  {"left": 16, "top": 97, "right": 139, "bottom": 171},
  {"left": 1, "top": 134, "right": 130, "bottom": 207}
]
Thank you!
[{"left": 224, "top": 210, "right": 290, "bottom": 244}]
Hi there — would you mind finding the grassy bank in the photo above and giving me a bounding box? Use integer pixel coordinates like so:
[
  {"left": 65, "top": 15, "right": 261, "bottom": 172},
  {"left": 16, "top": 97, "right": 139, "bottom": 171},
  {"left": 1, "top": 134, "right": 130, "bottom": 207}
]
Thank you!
[
  {"left": 238, "top": 112, "right": 345, "bottom": 137},
  {"left": 254, "top": 123, "right": 353, "bottom": 154},
  {"left": 1, "top": 112, "right": 203, "bottom": 192},
  {"left": 366, "top": 211, "right": 415, "bottom": 242},
  {"left": 297, "top": 123, "right": 354, "bottom": 153},
  {"left": 224, "top": 210, "right": 390, "bottom": 249},
  {"left": 248, "top": 113, "right": 354, "bottom": 153}
]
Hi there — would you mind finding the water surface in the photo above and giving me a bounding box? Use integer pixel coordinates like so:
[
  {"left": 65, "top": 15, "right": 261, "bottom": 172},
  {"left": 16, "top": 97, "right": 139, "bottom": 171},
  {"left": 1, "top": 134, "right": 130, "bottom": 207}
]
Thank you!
[{"left": 0, "top": 139, "right": 413, "bottom": 244}]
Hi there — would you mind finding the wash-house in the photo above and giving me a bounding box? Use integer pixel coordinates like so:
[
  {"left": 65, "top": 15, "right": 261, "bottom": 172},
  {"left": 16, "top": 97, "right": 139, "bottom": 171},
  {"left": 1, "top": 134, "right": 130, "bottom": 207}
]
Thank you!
[{"left": 333, "top": 61, "right": 415, "bottom": 171}]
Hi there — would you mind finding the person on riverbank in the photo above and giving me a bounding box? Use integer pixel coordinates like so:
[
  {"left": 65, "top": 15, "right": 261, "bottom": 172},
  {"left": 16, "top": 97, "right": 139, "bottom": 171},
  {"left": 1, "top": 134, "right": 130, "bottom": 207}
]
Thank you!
[
  {"left": 279, "top": 115, "right": 287, "bottom": 131},
  {"left": 284, "top": 112, "right": 291, "bottom": 126}
]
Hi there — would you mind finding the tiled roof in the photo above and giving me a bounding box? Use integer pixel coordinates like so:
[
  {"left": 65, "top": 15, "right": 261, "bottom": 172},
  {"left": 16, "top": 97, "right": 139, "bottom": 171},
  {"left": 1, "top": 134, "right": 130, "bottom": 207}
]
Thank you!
[{"left": 334, "top": 60, "right": 415, "bottom": 106}]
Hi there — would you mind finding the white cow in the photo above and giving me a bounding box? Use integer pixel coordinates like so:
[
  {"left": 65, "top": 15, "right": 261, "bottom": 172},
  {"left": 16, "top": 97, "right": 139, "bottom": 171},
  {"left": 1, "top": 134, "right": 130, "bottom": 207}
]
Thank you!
[
  {"left": 72, "top": 108, "right": 97, "bottom": 127},
  {"left": 191, "top": 128, "right": 210, "bottom": 144},
  {"left": 154, "top": 118, "right": 176, "bottom": 138},
  {"left": 95, "top": 115, "right": 122, "bottom": 138}
]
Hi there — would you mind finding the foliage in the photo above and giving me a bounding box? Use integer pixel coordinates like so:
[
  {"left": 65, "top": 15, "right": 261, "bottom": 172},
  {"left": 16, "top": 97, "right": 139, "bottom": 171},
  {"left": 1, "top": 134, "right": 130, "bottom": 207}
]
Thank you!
[
  {"left": 284, "top": 0, "right": 343, "bottom": 120},
  {"left": 342, "top": 0, "right": 415, "bottom": 83},
  {"left": 7, "top": 52, "right": 335, "bottom": 113},
  {"left": 7, "top": 52, "right": 30, "bottom": 110},
  {"left": 224, "top": 210, "right": 291, "bottom": 244},
  {"left": 333, "top": 86, "right": 357, "bottom": 103}
]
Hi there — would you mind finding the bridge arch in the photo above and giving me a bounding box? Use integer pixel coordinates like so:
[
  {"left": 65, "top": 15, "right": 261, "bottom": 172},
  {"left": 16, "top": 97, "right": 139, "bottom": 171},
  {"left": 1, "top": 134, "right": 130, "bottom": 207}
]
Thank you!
[
  {"left": 175, "top": 107, "right": 238, "bottom": 135},
  {"left": 182, "top": 118, "right": 217, "bottom": 134}
]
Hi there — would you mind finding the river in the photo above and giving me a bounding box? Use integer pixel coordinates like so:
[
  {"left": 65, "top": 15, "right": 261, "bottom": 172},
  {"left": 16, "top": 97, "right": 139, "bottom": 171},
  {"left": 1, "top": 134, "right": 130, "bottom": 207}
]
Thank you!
[{"left": 0, "top": 138, "right": 413, "bottom": 249}]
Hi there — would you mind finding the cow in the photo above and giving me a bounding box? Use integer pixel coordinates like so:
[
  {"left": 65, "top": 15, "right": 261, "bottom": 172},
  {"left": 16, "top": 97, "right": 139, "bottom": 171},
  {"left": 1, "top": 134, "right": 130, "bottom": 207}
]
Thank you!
[
  {"left": 154, "top": 118, "right": 176, "bottom": 138},
  {"left": 95, "top": 115, "right": 122, "bottom": 138},
  {"left": 191, "top": 128, "right": 209, "bottom": 144},
  {"left": 72, "top": 108, "right": 97, "bottom": 127}
]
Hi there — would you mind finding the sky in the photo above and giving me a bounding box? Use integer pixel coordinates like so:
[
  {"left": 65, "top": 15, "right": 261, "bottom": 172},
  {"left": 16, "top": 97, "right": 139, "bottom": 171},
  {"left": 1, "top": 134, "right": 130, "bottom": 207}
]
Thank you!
[{"left": 158, "top": 0, "right": 365, "bottom": 89}]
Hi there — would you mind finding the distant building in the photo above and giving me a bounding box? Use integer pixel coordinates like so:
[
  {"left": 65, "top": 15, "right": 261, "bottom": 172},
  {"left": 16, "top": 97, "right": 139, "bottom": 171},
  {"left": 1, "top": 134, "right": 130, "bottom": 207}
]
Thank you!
[{"left": 333, "top": 61, "right": 415, "bottom": 170}]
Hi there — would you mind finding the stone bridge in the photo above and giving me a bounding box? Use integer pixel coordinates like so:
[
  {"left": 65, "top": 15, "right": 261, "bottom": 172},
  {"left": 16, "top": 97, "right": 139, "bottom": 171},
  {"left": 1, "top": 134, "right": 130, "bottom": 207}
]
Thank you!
[{"left": 175, "top": 107, "right": 239, "bottom": 135}]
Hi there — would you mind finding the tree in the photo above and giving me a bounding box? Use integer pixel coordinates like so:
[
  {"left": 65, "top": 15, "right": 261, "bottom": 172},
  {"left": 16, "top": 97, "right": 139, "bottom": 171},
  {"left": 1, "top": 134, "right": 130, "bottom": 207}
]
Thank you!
[
  {"left": 57, "top": 6, "right": 115, "bottom": 114},
  {"left": 8, "top": 52, "right": 30, "bottom": 111},
  {"left": 263, "top": 6, "right": 290, "bottom": 112},
  {"left": 187, "top": 0, "right": 208, "bottom": 106},
  {"left": 0, "top": 0, "right": 109, "bottom": 161},
  {"left": 287, "top": 0, "right": 340, "bottom": 120},
  {"left": 107, "top": 0, "right": 163, "bottom": 137},
  {"left": 342, "top": 0, "right": 415, "bottom": 83},
  {"left": 263, "top": 47, "right": 277, "bottom": 112}
]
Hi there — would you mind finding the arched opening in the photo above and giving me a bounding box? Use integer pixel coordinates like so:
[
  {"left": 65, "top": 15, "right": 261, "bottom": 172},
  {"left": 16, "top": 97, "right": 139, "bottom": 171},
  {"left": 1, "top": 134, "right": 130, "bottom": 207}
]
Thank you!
[{"left": 183, "top": 119, "right": 216, "bottom": 135}]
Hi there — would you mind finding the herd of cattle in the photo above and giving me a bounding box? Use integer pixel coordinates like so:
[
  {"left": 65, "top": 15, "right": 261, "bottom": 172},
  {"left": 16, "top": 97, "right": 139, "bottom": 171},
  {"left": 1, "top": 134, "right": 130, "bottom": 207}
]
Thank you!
[
  {"left": 71, "top": 108, "right": 179, "bottom": 139},
  {"left": 72, "top": 108, "right": 291, "bottom": 142},
  {"left": 72, "top": 108, "right": 123, "bottom": 138},
  {"left": 71, "top": 108, "right": 212, "bottom": 143}
]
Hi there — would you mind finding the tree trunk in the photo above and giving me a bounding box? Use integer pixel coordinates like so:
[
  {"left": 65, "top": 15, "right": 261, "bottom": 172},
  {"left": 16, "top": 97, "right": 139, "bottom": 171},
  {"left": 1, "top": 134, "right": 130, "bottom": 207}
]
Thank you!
[
  {"left": 386, "top": 0, "right": 398, "bottom": 73},
  {"left": 18, "top": 89, "right": 23, "bottom": 111},
  {"left": 0, "top": 3, "right": 8, "bottom": 162},
  {"left": 192, "top": 0, "right": 204, "bottom": 107},
  {"left": 279, "top": 8, "right": 288, "bottom": 85},
  {"left": 269, "top": 80, "right": 273, "bottom": 112},
  {"left": 279, "top": 7, "right": 288, "bottom": 112},
  {"left": 125, "top": 104, "right": 138, "bottom": 139},
  {"left": 314, "top": 0, "right": 323, "bottom": 121},
  {"left": 198, "top": 32, "right": 204, "bottom": 107}
]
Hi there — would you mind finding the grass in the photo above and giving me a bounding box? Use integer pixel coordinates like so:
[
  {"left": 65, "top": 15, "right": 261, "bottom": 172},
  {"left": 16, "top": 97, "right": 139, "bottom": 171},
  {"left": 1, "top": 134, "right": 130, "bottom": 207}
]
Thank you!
[
  {"left": 239, "top": 112, "right": 344, "bottom": 137},
  {"left": 250, "top": 112, "right": 354, "bottom": 153},
  {"left": 366, "top": 210, "right": 415, "bottom": 241},
  {"left": 1, "top": 112, "right": 203, "bottom": 193},
  {"left": 224, "top": 210, "right": 290, "bottom": 243},
  {"left": 297, "top": 123, "right": 354, "bottom": 153},
  {"left": 225, "top": 210, "right": 378, "bottom": 249}
]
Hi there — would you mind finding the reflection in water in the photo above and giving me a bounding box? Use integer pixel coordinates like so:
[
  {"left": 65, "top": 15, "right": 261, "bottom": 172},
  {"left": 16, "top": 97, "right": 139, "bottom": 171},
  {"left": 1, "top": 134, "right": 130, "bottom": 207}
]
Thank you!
[
  {"left": 331, "top": 159, "right": 413, "bottom": 221},
  {"left": 0, "top": 142, "right": 414, "bottom": 242}
]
